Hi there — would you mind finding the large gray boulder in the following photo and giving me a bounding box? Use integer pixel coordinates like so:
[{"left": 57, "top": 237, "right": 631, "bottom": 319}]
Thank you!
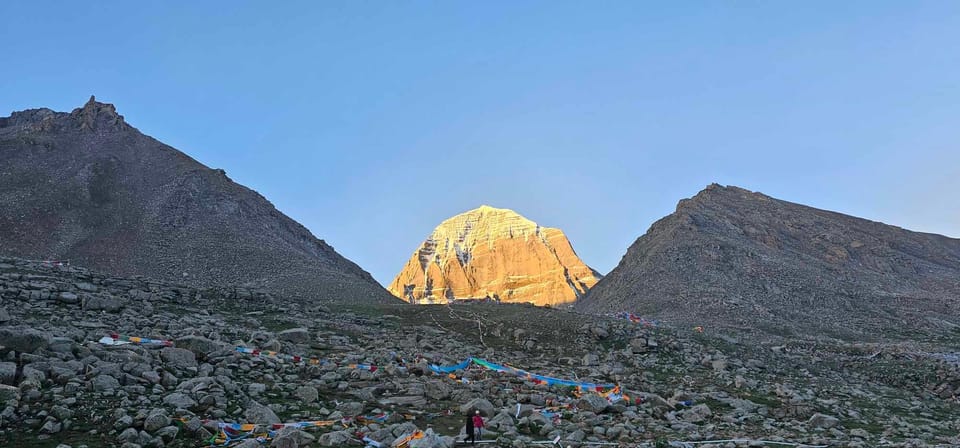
[
  {"left": 460, "top": 398, "right": 495, "bottom": 417},
  {"left": 245, "top": 401, "right": 280, "bottom": 424},
  {"left": 82, "top": 295, "right": 123, "bottom": 312},
  {"left": 58, "top": 291, "right": 80, "bottom": 304},
  {"left": 485, "top": 411, "right": 517, "bottom": 432},
  {"left": 318, "top": 430, "right": 353, "bottom": 447},
  {"left": 273, "top": 427, "right": 315, "bottom": 447},
  {"left": 0, "top": 327, "right": 50, "bottom": 353},
  {"left": 160, "top": 347, "right": 197, "bottom": 369},
  {"left": 0, "top": 384, "right": 20, "bottom": 406},
  {"left": 808, "top": 412, "right": 839, "bottom": 429},
  {"left": 294, "top": 385, "right": 319, "bottom": 404},
  {"left": 409, "top": 428, "right": 453, "bottom": 448},
  {"left": 144, "top": 409, "right": 171, "bottom": 432},
  {"left": 92, "top": 374, "right": 121, "bottom": 392},
  {"left": 576, "top": 394, "right": 609, "bottom": 413},
  {"left": 0, "top": 363, "right": 14, "bottom": 384},
  {"left": 174, "top": 335, "right": 228, "bottom": 359},
  {"left": 162, "top": 392, "right": 197, "bottom": 409},
  {"left": 155, "top": 425, "right": 179, "bottom": 443},
  {"left": 681, "top": 404, "right": 712, "bottom": 423},
  {"left": 277, "top": 328, "right": 311, "bottom": 344},
  {"left": 337, "top": 401, "right": 364, "bottom": 417},
  {"left": 425, "top": 379, "right": 452, "bottom": 400}
]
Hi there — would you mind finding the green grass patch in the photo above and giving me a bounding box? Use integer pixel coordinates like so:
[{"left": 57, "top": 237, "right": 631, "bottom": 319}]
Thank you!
[
  {"left": 843, "top": 419, "right": 886, "bottom": 434},
  {"left": 742, "top": 392, "right": 781, "bottom": 408}
]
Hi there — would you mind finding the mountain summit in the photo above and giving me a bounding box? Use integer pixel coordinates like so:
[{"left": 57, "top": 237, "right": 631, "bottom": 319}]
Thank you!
[
  {"left": 389, "top": 205, "right": 600, "bottom": 305},
  {"left": 0, "top": 97, "right": 393, "bottom": 303},
  {"left": 577, "top": 184, "right": 960, "bottom": 338}
]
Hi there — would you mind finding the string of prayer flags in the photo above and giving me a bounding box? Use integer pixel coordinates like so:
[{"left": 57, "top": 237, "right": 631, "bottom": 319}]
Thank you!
[
  {"left": 617, "top": 312, "right": 659, "bottom": 327},
  {"left": 99, "top": 333, "right": 173, "bottom": 347},
  {"left": 429, "top": 357, "right": 617, "bottom": 392},
  {"left": 393, "top": 430, "right": 425, "bottom": 448},
  {"left": 179, "top": 418, "right": 339, "bottom": 446},
  {"left": 235, "top": 346, "right": 323, "bottom": 365}
]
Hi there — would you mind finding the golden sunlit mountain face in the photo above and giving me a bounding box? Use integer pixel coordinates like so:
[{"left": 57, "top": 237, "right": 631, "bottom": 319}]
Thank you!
[{"left": 389, "top": 206, "right": 599, "bottom": 306}]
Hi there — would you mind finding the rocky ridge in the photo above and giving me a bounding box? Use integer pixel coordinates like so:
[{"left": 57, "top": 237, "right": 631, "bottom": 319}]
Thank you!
[
  {"left": 1, "top": 256, "right": 958, "bottom": 447},
  {"left": 389, "top": 206, "right": 599, "bottom": 306},
  {"left": 578, "top": 184, "right": 960, "bottom": 340},
  {"left": 0, "top": 97, "right": 393, "bottom": 303}
]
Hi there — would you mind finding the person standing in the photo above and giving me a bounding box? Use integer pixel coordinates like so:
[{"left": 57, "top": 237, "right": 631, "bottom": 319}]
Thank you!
[
  {"left": 472, "top": 410, "right": 484, "bottom": 442},
  {"left": 465, "top": 411, "right": 475, "bottom": 445}
]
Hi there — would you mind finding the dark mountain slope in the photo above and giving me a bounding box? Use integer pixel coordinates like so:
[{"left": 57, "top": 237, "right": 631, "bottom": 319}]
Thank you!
[
  {"left": 577, "top": 184, "right": 960, "bottom": 339},
  {"left": 0, "top": 96, "right": 394, "bottom": 303}
]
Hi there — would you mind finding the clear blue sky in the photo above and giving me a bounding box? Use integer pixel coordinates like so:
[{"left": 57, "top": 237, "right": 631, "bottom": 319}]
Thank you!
[{"left": 2, "top": 1, "right": 959, "bottom": 286}]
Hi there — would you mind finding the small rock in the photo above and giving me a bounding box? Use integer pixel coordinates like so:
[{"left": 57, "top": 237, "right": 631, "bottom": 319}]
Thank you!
[
  {"left": 576, "top": 394, "right": 609, "bottom": 414},
  {"left": 41, "top": 419, "right": 62, "bottom": 434},
  {"left": 682, "top": 404, "right": 712, "bottom": 423},
  {"left": 294, "top": 385, "right": 319, "bottom": 404},
  {"left": 245, "top": 401, "right": 281, "bottom": 424},
  {"left": 155, "top": 425, "right": 179, "bottom": 442},
  {"left": 144, "top": 409, "right": 171, "bottom": 432},
  {"left": 807, "top": 413, "right": 839, "bottom": 429},
  {"left": 92, "top": 375, "right": 120, "bottom": 392},
  {"left": 114, "top": 414, "right": 134, "bottom": 430},
  {"left": 58, "top": 291, "right": 80, "bottom": 304},
  {"left": 337, "top": 401, "right": 364, "bottom": 417},
  {"left": 118, "top": 427, "right": 140, "bottom": 443},
  {"left": 590, "top": 326, "right": 609, "bottom": 340},
  {"left": 582, "top": 353, "right": 600, "bottom": 366},
  {"left": 318, "top": 430, "right": 353, "bottom": 447},
  {"left": 75, "top": 282, "right": 98, "bottom": 292},
  {"left": 162, "top": 392, "right": 197, "bottom": 409},
  {"left": 277, "top": 328, "right": 311, "bottom": 344}
]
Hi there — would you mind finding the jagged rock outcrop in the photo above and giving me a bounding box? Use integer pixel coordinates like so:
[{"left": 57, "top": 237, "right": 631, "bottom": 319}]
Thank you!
[
  {"left": 0, "top": 96, "right": 394, "bottom": 303},
  {"left": 389, "top": 206, "right": 599, "bottom": 305},
  {"left": 577, "top": 184, "right": 960, "bottom": 339}
]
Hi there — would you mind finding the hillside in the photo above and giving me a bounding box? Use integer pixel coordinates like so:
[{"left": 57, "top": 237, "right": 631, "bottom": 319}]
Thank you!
[
  {"left": 0, "top": 97, "right": 393, "bottom": 303},
  {"left": 577, "top": 184, "right": 960, "bottom": 340}
]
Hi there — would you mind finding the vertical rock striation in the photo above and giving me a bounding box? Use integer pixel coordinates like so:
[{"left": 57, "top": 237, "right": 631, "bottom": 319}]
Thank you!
[{"left": 389, "top": 206, "right": 599, "bottom": 306}]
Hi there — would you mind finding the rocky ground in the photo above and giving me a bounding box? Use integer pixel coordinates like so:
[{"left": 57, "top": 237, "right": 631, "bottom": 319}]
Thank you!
[{"left": 0, "top": 257, "right": 958, "bottom": 447}]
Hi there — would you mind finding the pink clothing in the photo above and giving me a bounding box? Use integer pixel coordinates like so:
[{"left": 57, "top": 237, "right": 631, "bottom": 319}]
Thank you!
[{"left": 472, "top": 415, "right": 484, "bottom": 428}]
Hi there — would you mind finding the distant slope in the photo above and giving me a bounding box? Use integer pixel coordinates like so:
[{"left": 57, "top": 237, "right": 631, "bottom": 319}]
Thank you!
[
  {"left": 577, "top": 184, "right": 960, "bottom": 339},
  {"left": 0, "top": 96, "right": 395, "bottom": 303},
  {"left": 389, "top": 205, "right": 600, "bottom": 305}
]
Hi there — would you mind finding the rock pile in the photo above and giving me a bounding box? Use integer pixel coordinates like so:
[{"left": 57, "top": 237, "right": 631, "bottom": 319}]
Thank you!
[{"left": 0, "top": 256, "right": 958, "bottom": 447}]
